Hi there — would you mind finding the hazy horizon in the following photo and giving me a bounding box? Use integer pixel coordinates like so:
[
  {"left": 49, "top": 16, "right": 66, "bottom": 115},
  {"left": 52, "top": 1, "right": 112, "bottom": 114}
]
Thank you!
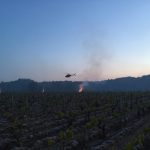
[
  {"left": 1, "top": 73, "right": 149, "bottom": 83},
  {"left": 1, "top": 1, "right": 150, "bottom": 82}
]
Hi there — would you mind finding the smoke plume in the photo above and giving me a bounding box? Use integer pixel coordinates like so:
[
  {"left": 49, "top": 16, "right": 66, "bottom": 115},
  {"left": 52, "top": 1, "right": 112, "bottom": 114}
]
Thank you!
[
  {"left": 79, "top": 81, "right": 88, "bottom": 88},
  {"left": 79, "top": 37, "right": 112, "bottom": 81}
]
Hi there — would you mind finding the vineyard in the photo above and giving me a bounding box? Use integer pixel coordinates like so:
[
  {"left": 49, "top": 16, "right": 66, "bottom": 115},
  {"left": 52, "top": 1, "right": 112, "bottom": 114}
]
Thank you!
[{"left": 1, "top": 91, "right": 150, "bottom": 150}]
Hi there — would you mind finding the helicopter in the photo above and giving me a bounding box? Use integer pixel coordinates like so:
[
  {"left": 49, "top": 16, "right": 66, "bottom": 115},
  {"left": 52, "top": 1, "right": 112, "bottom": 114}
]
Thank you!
[{"left": 64, "top": 73, "right": 76, "bottom": 78}]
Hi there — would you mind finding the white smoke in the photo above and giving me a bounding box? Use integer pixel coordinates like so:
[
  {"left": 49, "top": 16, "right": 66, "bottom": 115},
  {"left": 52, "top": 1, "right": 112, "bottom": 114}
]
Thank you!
[
  {"left": 79, "top": 81, "right": 89, "bottom": 91},
  {"left": 78, "top": 27, "right": 112, "bottom": 81}
]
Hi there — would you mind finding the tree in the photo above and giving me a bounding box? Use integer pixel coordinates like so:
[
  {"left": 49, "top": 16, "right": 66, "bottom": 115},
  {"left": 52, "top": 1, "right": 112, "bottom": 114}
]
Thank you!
[{"left": 27, "top": 82, "right": 39, "bottom": 92}]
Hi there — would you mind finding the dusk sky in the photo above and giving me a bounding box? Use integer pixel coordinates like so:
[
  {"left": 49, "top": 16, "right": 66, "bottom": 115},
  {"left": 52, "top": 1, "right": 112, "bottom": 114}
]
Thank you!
[{"left": 1, "top": 0, "right": 150, "bottom": 82}]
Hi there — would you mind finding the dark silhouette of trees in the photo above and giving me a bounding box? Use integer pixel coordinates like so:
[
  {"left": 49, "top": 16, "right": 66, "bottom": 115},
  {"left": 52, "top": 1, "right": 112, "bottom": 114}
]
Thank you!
[
  {"left": 27, "top": 81, "right": 39, "bottom": 92},
  {"left": 1, "top": 74, "right": 150, "bottom": 92}
]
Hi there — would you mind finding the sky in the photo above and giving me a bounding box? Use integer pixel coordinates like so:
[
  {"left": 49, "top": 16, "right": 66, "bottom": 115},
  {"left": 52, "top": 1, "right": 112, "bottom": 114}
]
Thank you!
[{"left": 0, "top": 0, "right": 150, "bottom": 82}]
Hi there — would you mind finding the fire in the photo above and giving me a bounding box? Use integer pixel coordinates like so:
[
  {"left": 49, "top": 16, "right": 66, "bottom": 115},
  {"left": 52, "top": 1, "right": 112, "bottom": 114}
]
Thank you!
[
  {"left": 79, "top": 84, "right": 84, "bottom": 92},
  {"left": 79, "top": 88, "right": 83, "bottom": 92},
  {"left": 0, "top": 91, "right": 1, "bottom": 93},
  {"left": 42, "top": 89, "right": 44, "bottom": 92},
  {"left": 78, "top": 82, "right": 88, "bottom": 92}
]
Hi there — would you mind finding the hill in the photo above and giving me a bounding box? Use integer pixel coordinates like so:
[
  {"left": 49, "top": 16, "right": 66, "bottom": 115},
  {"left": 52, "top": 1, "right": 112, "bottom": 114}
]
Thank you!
[{"left": 0, "top": 74, "right": 150, "bottom": 92}]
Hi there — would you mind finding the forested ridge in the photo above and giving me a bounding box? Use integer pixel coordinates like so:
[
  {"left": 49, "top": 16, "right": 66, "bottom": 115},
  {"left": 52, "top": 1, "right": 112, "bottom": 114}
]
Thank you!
[{"left": 0, "top": 74, "right": 150, "bottom": 92}]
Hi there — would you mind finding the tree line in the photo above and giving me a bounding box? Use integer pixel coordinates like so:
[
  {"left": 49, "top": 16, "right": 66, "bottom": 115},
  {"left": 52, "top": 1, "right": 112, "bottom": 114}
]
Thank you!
[{"left": 0, "top": 74, "right": 150, "bottom": 92}]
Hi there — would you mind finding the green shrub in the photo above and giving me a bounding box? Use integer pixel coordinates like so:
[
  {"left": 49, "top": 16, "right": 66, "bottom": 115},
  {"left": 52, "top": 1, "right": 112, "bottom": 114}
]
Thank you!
[
  {"left": 90, "top": 117, "right": 98, "bottom": 127},
  {"left": 125, "top": 134, "right": 145, "bottom": 150},
  {"left": 67, "top": 128, "right": 74, "bottom": 141},
  {"left": 125, "top": 107, "right": 130, "bottom": 113},
  {"left": 48, "top": 138, "right": 55, "bottom": 146},
  {"left": 13, "top": 118, "right": 21, "bottom": 127},
  {"left": 113, "top": 112, "right": 119, "bottom": 121},
  {"left": 57, "top": 111, "right": 64, "bottom": 119},
  {"left": 124, "top": 141, "right": 135, "bottom": 150},
  {"left": 85, "top": 123, "right": 90, "bottom": 129},
  {"left": 144, "top": 126, "right": 150, "bottom": 133},
  {"left": 59, "top": 131, "right": 66, "bottom": 141}
]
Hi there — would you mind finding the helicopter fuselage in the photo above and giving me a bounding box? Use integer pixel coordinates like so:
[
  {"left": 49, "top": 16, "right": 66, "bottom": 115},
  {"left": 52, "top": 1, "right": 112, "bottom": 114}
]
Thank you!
[
  {"left": 65, "top": 74, "right": 71, "bottom": 77},
  {"left": 65, "top": 73, "right": 76, "bottom": 78}
]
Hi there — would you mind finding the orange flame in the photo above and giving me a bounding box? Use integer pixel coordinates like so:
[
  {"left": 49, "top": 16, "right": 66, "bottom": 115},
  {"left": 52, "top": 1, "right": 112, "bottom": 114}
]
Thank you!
[
  {"left": 79, "top": 88, "right": 83, "bottom": 92},
  {"left": 79, "top": 84, "right": 84, "bottom": 92},
  {"left": 42, "top": 89, "right": 44, "bottom": 92},
  {"left": 0, "top": 90, "right": 1, "bottom": 93},
  {"left": 78, "top": 82, "right": 88, "bottom": 92}
]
